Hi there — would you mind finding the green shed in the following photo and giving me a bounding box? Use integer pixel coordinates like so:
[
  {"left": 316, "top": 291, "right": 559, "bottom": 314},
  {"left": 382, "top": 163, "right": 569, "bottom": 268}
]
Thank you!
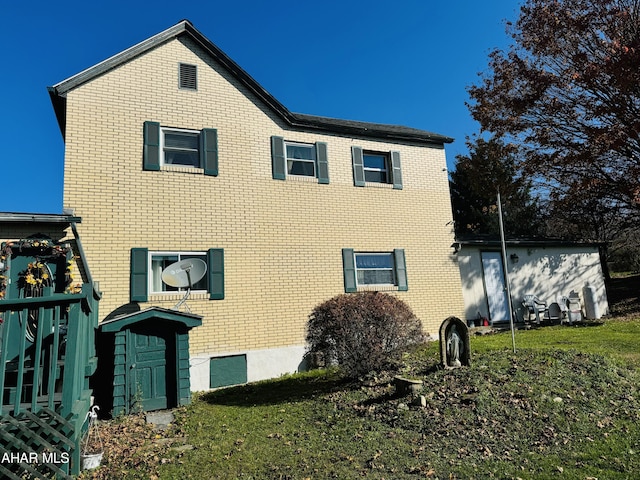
[{"left": 95, "top": 307, "right": 201, "bottom": 416}]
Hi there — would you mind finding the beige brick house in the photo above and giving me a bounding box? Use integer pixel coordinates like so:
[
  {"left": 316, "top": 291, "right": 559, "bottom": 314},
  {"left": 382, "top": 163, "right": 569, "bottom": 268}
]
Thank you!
[{"left": 48, "top": 20, "right": 464, "bottom": 391}]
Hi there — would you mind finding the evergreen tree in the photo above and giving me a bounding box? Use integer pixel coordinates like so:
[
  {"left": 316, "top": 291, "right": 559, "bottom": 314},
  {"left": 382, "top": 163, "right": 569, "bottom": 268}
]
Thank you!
[{"left": 450, "top": 136, "right": 544, "bottom": 238}]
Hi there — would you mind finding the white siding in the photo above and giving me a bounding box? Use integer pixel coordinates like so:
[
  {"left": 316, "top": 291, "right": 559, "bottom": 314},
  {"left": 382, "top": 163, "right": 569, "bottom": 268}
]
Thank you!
[{"left": 457, "top": 244, "right": 609, "bottom": 323}]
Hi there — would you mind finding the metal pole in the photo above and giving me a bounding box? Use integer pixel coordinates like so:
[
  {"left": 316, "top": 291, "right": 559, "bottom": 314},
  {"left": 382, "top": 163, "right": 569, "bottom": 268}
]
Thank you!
[{"left": 497, "top": 190, "right": 517, "bottom": 353}]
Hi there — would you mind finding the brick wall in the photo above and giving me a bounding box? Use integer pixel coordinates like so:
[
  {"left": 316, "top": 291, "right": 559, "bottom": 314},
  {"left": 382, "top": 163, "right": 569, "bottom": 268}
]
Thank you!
[{"left": 62, "top": 36, "right": 465, "bottom": 357}]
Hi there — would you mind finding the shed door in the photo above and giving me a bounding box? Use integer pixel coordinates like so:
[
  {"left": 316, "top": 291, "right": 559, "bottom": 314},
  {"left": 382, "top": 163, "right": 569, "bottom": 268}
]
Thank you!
[
  {"left": 481, "top": 251, "right": 509, "bottom": 323},
  {"left": 129, "top": 324, "right": 176, "bottom": 411}
]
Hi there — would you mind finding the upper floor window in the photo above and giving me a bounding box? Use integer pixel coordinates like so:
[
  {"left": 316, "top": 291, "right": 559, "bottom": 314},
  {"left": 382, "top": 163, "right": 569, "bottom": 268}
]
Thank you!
[
  {"left": 286, "top": 142, "right": 316, "bottom": 177},
  {"left": 162, "top": 128, "right": 200, "bottom": 167},
  {"left": 363, "top": 152, "right": 389, "bottom": 183},
  {"left": 271, "top": 136, "right": 329, "bottom": 184},
  {"left": 351, "top": 146, "right": 403, "bottom": 189},
  {"left": 143, "top": 121, "right": 218, "bottom": 176}
]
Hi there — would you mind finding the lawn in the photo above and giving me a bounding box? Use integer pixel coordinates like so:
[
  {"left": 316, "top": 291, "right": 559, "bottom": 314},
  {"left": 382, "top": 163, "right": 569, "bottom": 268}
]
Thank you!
[
  {"left": 472, "top": 319, "right": 640, "bottom": 366},
  {"left": 84, "top": 318, "right": 640, "bottom": 480}
]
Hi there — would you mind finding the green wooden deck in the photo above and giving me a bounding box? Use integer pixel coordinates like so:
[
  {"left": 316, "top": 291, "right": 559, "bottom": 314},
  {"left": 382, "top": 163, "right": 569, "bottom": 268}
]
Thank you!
[{"left": 0, "top": 284, "right": 100, "bottom": 478}]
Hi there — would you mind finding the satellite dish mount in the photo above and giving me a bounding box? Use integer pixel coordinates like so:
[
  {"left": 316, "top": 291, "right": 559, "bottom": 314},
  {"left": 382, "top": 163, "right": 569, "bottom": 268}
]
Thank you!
[{"left": 161, "top": 258, "right": 207, "bottom": 312}]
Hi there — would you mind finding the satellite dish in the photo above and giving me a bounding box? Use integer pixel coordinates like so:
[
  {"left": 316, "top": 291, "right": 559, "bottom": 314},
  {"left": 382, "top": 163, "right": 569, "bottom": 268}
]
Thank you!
[
  {"left": 162, "top": 258, "right": 207, "bottom": 288},
  {"left": 161, "top": 258, "right": 207, "bottom": 311}
]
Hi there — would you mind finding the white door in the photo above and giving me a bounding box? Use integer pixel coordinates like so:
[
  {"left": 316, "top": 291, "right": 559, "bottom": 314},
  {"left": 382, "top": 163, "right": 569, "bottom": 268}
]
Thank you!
[{"left": 481, "top": 251, "right": 509, "bottom": 323}]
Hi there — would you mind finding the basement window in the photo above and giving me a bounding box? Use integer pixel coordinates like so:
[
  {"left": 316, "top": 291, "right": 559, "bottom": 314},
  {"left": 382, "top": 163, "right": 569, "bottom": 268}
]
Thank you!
[{"left": 179, "top": 63, "right": 197, "bottom": 90}]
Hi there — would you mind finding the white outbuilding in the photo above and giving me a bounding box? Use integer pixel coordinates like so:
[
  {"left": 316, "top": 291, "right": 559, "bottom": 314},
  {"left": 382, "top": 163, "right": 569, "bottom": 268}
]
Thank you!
[{"left": 453, "top": 238, "right": 609, "bottom": 326}]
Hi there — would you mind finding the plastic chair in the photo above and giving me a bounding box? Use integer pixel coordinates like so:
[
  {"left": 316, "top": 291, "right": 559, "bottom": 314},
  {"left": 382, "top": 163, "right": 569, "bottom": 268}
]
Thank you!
[{"left": 522, "top": 294, "right": 548, "bottom": 324}]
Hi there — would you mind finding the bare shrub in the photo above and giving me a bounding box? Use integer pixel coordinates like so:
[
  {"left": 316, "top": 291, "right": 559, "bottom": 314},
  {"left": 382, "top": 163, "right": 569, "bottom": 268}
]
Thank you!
[{"left": 306, "top": 292, "right": 425, "bottom": 379}]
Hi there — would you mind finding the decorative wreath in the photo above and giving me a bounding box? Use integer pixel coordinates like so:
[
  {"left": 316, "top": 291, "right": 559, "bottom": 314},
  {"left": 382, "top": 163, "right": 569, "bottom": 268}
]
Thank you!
[
  {"left": 0, "top": 238, "right": 77, "bottom": 335},
  {"left": 0, "top": 238, "right": 74, "bottom": 300},
  {"left": 19, "top": 261, "right": 52, "bottom": 294}
]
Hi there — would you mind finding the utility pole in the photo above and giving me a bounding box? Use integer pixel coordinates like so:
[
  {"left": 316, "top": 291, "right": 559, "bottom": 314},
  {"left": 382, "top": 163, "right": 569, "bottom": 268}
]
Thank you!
[{"left": 497, "top": 190, "right": 517, "bottom": 353}]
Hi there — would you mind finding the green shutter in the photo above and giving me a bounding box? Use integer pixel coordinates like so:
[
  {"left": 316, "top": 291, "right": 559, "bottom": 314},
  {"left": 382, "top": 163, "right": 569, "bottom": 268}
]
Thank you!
[
  {"left": 316, "top": 142, "right": 329, "bottom": 184},
  {"left": 342, "top": 248, "right": 357, "bottom": 293},
  {"left": 391, "top": 151, "right": 403, "bottom": 190},
  {"left": 201, "top": 128, "right": 219, "bottom": 176},
  {"left": 394, "top": 248, "right": 408, "bottom": 291},
  {"left": 130, "top": 248, "right": 148, "bottom": 302},
  {"left": 351, "top": 146, "right": 365, "bottom": 187},
  {"left": 207, "top": 248, "right": 224, "bottom": 300},
  {"left": 143, "top": 121, "right": 161, "bottom": 171},
  {"left": 271, "top": 136, "right": 286, "bottom": 180}
]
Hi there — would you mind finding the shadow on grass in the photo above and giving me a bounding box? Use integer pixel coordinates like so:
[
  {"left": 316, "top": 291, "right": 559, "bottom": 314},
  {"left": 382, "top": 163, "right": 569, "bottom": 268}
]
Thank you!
[
  {"left": 607, "top": 274, "right": 640, "bottom": 318},
  {"left": 539, "top": 320, "right": 605, "bottom": 328},
  {"left": 502, "top": 320, "right": 606, "bottom": 332},
  {"left": 199, "top": 370, "right": 351, "bottom": 407},
  {"left": 564, "top": 320, "right": 606, "bottom": 327}
]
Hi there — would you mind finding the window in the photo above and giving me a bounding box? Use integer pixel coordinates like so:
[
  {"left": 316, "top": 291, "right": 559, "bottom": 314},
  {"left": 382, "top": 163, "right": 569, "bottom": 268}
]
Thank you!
[
  {"left": 143, "top": 122, "right": 218, "bottom": 176},
  {"left": 162, "top": 128, "right": 200, "bottom": 167},
  {"left": 342, "top": 248, "right": 408, "bottom": 292},
  {"left": 130, "top": 247, "right": 224, "bottom": 301},
  {"left": 286, "top": 142, "right": 316, "bottom": 177},
  {"left": 149, "top": 252, "right": 208, "bottom": 293},
  {"left": 271, "top": 136, "right": 329, "bottom": 183},
  {"left": 355, "top": 253, "right": 395, "bottom": 285},
  {"left": 351, "top": 146, "right": 403, "bottom": 189},
  {"left": 363, "top": 152, "right": 389, "bottom": 183},
  {"left": 179, "top": 63, "right": 197, "bottom": 90}
]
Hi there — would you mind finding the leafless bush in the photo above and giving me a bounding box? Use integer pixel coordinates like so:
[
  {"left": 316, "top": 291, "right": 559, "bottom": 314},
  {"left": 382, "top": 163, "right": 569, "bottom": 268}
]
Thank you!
[{"left": 306, "top": 292, "right": 424, "bottom": 379}]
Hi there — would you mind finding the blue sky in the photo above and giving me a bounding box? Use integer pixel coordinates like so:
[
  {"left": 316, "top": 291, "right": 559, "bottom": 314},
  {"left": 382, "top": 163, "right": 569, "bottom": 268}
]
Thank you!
[{"left": 1, "top": 0, "right": 519, "bottom": 214}]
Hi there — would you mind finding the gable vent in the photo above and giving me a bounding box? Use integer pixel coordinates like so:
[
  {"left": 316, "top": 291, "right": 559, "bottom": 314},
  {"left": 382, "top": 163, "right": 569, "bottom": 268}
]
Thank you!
[{"left": 179, "top": 63, "right": 197, "bottom": 90}]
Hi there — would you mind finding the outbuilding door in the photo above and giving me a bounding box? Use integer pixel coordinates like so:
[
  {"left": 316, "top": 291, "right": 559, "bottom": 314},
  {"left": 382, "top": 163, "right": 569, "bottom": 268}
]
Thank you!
[
  {"left": 128, "top": 323, "right": 176, "bottom": 411},
  {"left": 481, "top": 251, "right": 509, "bottom": 323}
]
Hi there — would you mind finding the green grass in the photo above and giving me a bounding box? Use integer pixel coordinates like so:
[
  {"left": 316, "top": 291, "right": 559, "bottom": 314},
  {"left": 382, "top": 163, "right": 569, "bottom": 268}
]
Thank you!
[
  {"left": 148, "top": 319, "right": 640, "bottom": 480},
  {"left": 472, "top": 320, "right": 640, "bottom": 366}
]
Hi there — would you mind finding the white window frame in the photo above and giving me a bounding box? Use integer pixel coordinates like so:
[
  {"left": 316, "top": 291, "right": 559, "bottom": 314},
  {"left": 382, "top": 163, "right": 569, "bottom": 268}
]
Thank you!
[
  {"left": 285, "top": 141, "right": 317, "bottom": 178},
  {"left": 161, "top": 127, "right": 201, "bottom": 168},
  {"left": 148, "top": 251, "right": 208, "bottom": 294},
  {"left": 363, "top": 152, "right": 390, "bottom": 184},
  {"left": 354, "top": 252, "right": 397, "bottom": 287}
]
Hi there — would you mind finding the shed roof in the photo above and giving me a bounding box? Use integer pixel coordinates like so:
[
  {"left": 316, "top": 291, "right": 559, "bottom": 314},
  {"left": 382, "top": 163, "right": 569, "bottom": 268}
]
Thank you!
[
  {"left": 455, "top": 236, "right": 605, "bottom": 249},
  {"left": 99, "top": 306, "right": 203, "bottom": 332},
  {"left": 48, "top": 20, "right": 452, "bottom": 146}
]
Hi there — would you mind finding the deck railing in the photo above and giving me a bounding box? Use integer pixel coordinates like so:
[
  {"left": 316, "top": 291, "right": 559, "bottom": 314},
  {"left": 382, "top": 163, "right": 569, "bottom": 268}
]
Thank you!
[{"left": 0, "top": 283, "right": 99, "bottom": 477}]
